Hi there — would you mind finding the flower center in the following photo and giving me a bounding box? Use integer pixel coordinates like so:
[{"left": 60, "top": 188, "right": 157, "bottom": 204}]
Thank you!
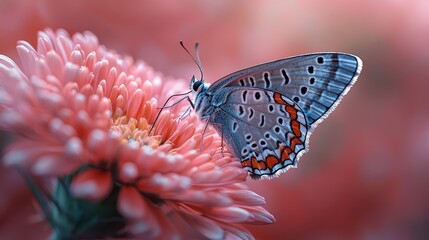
[{"left": 110, "top": 116, "right": 161, "bottom": 148}]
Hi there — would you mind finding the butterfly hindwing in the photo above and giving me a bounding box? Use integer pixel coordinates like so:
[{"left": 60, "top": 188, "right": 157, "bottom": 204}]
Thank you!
[
  {"left": 208, "top": 53, "right": 362, "bottom": 126},
  {"left": 209, "top": 88, "right": 308, "bottom": 178}
]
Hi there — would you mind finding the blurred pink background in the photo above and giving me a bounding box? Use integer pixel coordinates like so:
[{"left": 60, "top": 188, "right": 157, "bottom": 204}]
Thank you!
[{"left": 1, "top": 0, "right": 429, "bottom": 239}]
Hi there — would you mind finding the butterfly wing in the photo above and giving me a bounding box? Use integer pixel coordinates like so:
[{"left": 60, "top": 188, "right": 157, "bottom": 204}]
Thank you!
[
  {"left": 209, "top": 88, "right": 308, "bottom": 178},
  {"left": 207, "top": 53, "right": 362, "bottom": 126}
]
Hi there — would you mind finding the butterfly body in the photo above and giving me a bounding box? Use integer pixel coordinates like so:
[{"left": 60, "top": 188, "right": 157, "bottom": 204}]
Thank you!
[{"left": 191, "top": 53, "right": 362, "bottom": 179}]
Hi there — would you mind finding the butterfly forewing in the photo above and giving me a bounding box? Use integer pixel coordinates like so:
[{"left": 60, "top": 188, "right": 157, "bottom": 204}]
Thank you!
[
  {"left": 191, "top": 52, "right": 362, "bottom": 178},
  {"left": 208, "top": 53, "right": 362, "bottom": 126},
  {"left": 209, "top": 88, "right": 308, "bottom": 178}
]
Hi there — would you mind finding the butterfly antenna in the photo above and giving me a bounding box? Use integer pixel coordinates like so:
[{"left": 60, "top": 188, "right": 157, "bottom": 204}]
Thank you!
[
  {"left": 180, "top": 41, "right": 204, "bottom": 81},
  {"left": 194, "top": 42, "right": 204, "bottom": 81}
]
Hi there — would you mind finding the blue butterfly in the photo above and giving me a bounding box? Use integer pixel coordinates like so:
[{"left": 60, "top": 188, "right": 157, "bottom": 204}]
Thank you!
[{"left": 161, "top": 43, "right": 362, "bottom": 179}]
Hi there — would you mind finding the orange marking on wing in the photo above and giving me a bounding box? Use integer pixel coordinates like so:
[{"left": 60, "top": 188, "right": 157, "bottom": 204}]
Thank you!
[
  {"left": 241, "top": 159, "right": 251, "bottom": 168},
  {"left": 266, "top": 155, "right": 279, "bottom": 170},
  {"left": 290, "top": 137, "right": 303, "bottom": 151},
  {"left": 273, "top": 92, "right": 287, "bottom": 105},
  {"left": 285, "top": 147, "right": 292, "bottom": 155},
  {"left": 291, "top": 120, "right": 301, "bottom": 137},
  {"left": 281, "top": 149, "right": 290, "bottom": 163},
  {"left": 258, "top": 160, "right": 267, "bottom": 170},
  {"left": 278, "top": 144, "right": 291, "bottom": 163},
  {"left": 251, "top": 157, "right": 260, "bottom": 170},
  {"left": 285, "top": 105, "right": 297, "bottom": 119},
  {"left": 250, "top": 157, "right": 267, "bottom": 171}
]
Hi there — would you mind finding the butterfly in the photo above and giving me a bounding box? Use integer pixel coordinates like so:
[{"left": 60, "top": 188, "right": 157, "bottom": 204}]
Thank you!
[{"left": 160, "top": 43, "right": 362, "bottom": 179}]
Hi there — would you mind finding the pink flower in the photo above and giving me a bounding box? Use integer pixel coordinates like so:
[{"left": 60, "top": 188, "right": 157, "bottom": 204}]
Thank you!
[{"left": 0, "top": 29, "right": 274, "bottom": 239}]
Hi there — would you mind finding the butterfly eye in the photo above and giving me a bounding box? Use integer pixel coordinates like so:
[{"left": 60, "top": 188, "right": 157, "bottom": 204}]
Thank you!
[{"left": 192, "top": 80, "right": 203, "bottom": 92}]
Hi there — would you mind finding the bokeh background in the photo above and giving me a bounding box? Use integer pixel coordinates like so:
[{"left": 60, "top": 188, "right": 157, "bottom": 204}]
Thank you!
[{"left": 1, "top": 0, "right": 429, "bottom": 239}]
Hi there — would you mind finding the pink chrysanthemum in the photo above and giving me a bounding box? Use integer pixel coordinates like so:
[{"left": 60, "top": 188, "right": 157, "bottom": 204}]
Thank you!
[{"left": 0, "top": 29, "right": 274, "bottom": 239}]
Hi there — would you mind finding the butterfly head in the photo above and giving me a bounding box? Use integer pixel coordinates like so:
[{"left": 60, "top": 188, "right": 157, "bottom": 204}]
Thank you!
[{"left": 190, "top": 75, "right": 207, "bottom": 93}]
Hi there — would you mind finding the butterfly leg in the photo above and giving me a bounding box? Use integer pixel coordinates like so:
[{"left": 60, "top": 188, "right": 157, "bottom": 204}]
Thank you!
[
  {"left": 199, "top": 118, "right": 210, "bottom": 152},
  {"left": 161, "top": 96, "right": 195, "bottom": 109},
  {"left": 200, "top": 120, "right": 225, "bottom": 157},
  {"left": 218, "top": 123, "right": 225, "bottom": 157},
  {"left": 178, "top": 106, "right": 192, "bottom": 121},
  {"left": 149, "top": 91, "right": 192, "bottom": 135}
]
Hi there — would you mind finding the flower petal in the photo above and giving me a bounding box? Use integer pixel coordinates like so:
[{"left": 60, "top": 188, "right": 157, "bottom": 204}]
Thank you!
[
  {"left": 180, "top": 211, "right": 224, "bottom": 240},
  {"left": 242, "top": 206, "right": 276, "bottom": 224},
  {"left": 207, "top": 206, "right": 250, "bottom": 223},
  {"left": 169, "top": 190, "right": 232, "bottom": 206},
  {"left": 226, "top": 190, "right": 267, "bottom": 206},
  {"left": 31, "top": 153, "right": 80, "bottom": 176},
  {"left": 70, "top": 168, "right": 113, "bottom": 201},
  {"left": 118, "top": 186, "right": 151, "bottom": 220},
  {"left": 119, "top": 161, "right": 139, "bottom": 183}
]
